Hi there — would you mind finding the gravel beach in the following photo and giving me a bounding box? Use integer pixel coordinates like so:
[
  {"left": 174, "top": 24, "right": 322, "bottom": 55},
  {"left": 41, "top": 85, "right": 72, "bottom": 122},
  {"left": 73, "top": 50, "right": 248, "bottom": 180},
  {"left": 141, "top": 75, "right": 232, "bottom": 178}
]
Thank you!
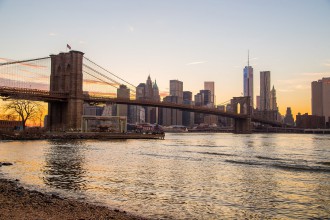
[{"left": 0, "top": 167, "right": 148, "bottom": 220}]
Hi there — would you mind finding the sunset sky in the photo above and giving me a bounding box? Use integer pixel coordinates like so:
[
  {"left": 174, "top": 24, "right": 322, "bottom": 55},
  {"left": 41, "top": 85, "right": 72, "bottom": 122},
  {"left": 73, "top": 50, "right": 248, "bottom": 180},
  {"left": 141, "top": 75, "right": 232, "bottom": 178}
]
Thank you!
[{"left": 1, "top": 0, "right": 330, "bottom": 116}]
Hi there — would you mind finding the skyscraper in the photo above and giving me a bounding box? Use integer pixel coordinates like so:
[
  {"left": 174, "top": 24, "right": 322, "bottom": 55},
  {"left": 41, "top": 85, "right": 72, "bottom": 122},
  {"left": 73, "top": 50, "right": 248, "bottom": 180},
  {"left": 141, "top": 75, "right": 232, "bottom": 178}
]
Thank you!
[
  {"left": 204, "top": 81, "right": 215, "bottom": 105},
  {"left": 284, "top": 107, "right": 294, "bottom": 126},
  {"left": 243, "top": 51, "right": 253, "bottom": 108},
  {"left": 117, "top": 84, "right": 130, "bottom": 117},
  {"left": 145, "top": 75, "right": 153, "bottom": 100},
  {"left": 260, "top": 71, "right": 271, "bottom": 111},
  {"left": 270, "top": 86, "right": 278, "bottom": 111},
  {"left": 312, "top": 77, "right": 330, "bottom": 123},
  {"left": 170, "top": 80, "right": 183, "bottom": 103},
  {"left": 182, "top": 92, "right": 195, "bottom": 127},
  {"left": 161, "top": 80, "right": 183, "bottom": 125}
]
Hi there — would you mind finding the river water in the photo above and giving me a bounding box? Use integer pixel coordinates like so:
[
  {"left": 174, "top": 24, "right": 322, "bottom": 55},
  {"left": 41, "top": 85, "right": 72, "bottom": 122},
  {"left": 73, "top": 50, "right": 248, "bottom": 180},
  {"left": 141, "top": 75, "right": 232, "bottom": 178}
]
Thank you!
[{"left": 0, "top": 133, "right": 330, "bottom": 219}]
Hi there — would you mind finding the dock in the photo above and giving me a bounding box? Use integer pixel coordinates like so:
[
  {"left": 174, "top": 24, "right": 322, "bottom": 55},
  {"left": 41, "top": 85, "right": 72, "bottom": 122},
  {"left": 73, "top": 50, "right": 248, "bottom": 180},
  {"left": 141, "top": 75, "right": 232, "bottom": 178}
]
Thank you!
[{"left": 0, "top": 132, "right": 165, "bottom": 140}]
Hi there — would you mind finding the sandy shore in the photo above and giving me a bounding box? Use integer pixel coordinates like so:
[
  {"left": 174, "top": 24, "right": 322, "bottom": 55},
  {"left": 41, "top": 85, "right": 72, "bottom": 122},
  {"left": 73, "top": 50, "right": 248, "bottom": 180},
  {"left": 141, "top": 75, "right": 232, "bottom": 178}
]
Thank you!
[{"left": 0, "top": 170, "right": 148, "bottom": 220}]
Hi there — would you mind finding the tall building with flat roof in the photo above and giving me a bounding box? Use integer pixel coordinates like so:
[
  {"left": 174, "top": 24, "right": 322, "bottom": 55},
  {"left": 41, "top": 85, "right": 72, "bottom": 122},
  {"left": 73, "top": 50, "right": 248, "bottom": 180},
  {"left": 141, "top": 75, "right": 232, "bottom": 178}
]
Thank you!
[
  {"left": 260, "top": 71, "right": 271, "bottom": 111},
  {"left": 312, "top": 77, "right": 330, "bottom": 123},
  {"left": 170, "top": 80, "right": 183, "bottom": 103},
  {"left": 204, "top": 81, "right": 215, "bottom": 105},
  {"left": 117, "top": 85, "right": 130, "bottom": 117},
  {"left": 243, "top": 52, "right": 253, "bottom": 108}
]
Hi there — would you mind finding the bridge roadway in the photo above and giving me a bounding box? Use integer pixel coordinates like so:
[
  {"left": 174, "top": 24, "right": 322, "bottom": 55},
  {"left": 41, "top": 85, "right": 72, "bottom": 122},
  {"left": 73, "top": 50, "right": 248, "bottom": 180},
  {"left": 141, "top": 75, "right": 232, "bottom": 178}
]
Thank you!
[{"left": 0, "top": 86, "right": 282, "bottom": 127}]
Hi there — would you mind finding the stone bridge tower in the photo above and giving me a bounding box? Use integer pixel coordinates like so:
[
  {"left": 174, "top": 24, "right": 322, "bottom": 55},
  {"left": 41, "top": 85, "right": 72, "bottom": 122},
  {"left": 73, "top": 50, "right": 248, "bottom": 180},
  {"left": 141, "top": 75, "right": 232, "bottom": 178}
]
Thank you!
[
  {"left": 231, "top": 96, "right": 252, "bottom": 134},
  {"left": 48, "top": 51, "right": 84, "bottom": 131}
]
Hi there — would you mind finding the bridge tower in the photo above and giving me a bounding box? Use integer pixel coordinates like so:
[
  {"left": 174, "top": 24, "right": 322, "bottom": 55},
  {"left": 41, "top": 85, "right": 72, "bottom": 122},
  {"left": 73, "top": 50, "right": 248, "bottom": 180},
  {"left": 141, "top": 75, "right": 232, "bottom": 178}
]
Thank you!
[
  {"left": 48, "top": 51, "right": 84, "bottom": 131},
  {"left": 231, "top": 96, "right": 252, "bottom": 134}
]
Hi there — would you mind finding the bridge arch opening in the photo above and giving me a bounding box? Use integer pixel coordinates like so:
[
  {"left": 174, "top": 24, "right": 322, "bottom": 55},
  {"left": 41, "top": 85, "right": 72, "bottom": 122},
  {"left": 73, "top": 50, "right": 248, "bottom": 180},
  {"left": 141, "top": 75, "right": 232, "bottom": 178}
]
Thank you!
[{"left": 237, "top": 103, "right": 241, "bottom": 114}]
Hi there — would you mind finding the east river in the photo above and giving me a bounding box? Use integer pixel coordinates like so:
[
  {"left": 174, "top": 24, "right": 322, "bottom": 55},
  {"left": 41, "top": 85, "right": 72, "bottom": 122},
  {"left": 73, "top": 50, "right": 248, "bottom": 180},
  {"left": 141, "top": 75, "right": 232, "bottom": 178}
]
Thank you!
[{"left": 0, "top": 133, "right": 330, "bottom": 219}]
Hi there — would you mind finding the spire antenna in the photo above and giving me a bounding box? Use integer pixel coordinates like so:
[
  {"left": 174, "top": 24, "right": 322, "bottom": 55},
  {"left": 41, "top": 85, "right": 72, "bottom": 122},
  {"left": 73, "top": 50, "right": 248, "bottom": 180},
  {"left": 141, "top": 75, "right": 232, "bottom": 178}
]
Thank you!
[{"left": 248, "top": 50, "right": 250, "bottom": 67}]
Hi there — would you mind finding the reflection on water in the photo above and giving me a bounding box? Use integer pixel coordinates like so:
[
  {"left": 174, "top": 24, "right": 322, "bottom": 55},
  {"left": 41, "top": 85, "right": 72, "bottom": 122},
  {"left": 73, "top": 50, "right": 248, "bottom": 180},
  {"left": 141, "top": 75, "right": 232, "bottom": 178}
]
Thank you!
[
  {"left": 0, "top": 134, "right": 330, "bottom": 219},
  {"left": 42, "top": 140, "right": 86, "bottom": 191}
]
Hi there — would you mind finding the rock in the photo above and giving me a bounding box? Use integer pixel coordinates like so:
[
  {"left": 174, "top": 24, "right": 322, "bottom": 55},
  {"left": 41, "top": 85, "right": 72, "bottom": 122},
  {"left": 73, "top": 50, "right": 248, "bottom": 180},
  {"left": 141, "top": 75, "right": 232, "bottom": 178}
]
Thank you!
[{"left": 1, "top": 162, "right": 13, "bottom": 166}]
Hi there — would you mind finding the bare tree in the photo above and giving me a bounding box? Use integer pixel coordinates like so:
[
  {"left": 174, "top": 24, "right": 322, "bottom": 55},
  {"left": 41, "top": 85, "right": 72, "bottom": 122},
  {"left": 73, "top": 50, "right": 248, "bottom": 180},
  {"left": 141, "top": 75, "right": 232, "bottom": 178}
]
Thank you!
[{"left": 2, "top": 100, "right": 44, "bottom": 130}]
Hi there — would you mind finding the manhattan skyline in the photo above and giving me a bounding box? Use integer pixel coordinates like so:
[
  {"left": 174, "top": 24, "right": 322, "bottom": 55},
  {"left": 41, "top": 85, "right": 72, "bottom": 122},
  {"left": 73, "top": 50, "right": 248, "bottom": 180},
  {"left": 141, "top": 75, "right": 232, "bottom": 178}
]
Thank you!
[{"left": 0, "top": 0, "right": 330, "bottom": 116}]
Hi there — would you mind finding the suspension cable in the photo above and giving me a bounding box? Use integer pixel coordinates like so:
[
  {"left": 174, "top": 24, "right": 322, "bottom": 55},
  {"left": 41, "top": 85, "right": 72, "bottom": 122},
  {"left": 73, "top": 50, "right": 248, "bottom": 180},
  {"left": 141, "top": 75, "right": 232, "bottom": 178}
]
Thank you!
[
  {"left": 83, "top": 63, "right": 136, "bottom": 94},
  {"left": 83, "top": 56, "right": 136, "bottom": 88},
  {"left": 0, "top": 57, "right": 50, "bottom": 66}
]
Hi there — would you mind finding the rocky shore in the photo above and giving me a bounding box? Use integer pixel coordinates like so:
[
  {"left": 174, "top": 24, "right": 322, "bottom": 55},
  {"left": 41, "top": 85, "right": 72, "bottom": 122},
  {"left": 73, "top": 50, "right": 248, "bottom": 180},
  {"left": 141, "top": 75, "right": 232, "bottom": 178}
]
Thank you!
[{"left": 0, "top": 162, "right": 148, "bottom": 220}]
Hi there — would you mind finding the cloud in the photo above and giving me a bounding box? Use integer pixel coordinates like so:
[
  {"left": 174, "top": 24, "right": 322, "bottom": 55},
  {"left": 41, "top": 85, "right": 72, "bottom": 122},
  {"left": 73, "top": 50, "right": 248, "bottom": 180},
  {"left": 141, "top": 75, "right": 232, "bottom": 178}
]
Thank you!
[
  {"left": 324, "top": 63, "right": 330, "bottom": 67},
  {"left": 186, "top": 61, "right": 207, "bottom": 65},
  {"left": 49, "top": 32, "right": 57, "bottom": 36},
  {"left": 79, "top": 40, "right": 87, "bottom": 44}
]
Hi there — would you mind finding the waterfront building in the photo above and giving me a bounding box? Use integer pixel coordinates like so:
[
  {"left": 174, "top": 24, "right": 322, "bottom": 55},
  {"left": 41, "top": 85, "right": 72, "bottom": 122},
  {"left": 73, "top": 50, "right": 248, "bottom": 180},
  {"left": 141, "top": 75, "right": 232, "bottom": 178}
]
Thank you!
[
  {"left": 296, "top": 113, "right": 325, "bottom": 129},
  {"left": 260, "top": 71, "right": 271, "bottom": 111},
  {"left": 243, "top": 52, "right": 253, "bottom": 108},
  {"left": 204, "top": 81, "right": 215, "bottom": 105},
  {"left": 284, "top": 107, "right": 295, "bottom": 126},
  {"left": 312, "top": 77, "right": 330, "bottom": 123}
]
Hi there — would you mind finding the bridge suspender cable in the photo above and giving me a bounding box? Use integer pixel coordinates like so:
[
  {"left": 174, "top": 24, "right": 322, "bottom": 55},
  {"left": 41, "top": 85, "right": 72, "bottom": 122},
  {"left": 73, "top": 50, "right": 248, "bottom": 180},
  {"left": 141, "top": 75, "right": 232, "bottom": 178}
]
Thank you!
[
  {"left": 83, "top": 70, "right": 120, "bottom": 90},
  {"left": 83, "top": 57, "right": 137, "bottom": 89},
  {"left": 0, "top": 57, "right": 50, "bottom": 66}
]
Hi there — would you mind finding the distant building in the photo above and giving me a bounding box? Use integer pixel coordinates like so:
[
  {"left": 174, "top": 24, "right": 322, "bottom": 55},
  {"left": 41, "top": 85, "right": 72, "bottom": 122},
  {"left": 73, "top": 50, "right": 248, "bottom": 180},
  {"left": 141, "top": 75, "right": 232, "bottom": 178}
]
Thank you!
[
  {"left": 193, "top": 90, "right": 212, "bottom": 125},
  {"left": 160, "top": 79, "right": 183, "bottom": 126},
  {"left": 312, "top": 77, "right": 330, "bottom": 123},
  {"left": 162, "top": 96, "right": 182, "bottom": 126},
  {"left": 102, "top": 104, "right": 113, "bottom": 116},
  {"left": 243, "top": 52, "right": 253, "bottom": 108},
  {"left": 270, "top": 86, "right": 278, "bottom": 111},
  {"left": 117, "top": 84, "right": 130, "bottom": 117},
  {"left": 182, "top": 91, "right": 194, "bottom": 127},
  {"left": 83, "top": 104, "right": 103, "bottom": 116},
  {"left": 260, "top": 71, "right": 271, "bottom": 111},
  {"left": 170, "top": 80, "right": 183, "bottom": 103},
  {"left": 296, "top": 113, "right": 325, "bottom": 129},
  {"left": 204, "top": 81, "right": 215, "bottom": 105},
  {"left": 256, "top": 95, "right": 260, "bottom": 110},
  {"left": 183, "top": 91, "right": 193, "bottom": 101},
  {"left": 284, "top": 107, "right": 294, "bottom": 126},
  {"left": 135, "top": 76, "right": 160, "bottom": 124}
]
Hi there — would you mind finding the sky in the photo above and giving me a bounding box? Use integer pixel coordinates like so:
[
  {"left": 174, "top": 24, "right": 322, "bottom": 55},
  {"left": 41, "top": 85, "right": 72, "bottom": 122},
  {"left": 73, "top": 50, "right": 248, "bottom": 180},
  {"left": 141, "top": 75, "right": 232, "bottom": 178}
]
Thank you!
[{"left": 1, "top": 0, "right": 330, "bottom": 116}]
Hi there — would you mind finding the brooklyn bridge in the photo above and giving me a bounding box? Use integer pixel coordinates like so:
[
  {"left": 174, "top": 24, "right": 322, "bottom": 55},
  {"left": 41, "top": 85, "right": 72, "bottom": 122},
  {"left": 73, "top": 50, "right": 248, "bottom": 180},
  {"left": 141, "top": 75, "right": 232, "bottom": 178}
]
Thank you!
[{"left": 0, "top": 50, "right": 283, "bottom": 133}]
